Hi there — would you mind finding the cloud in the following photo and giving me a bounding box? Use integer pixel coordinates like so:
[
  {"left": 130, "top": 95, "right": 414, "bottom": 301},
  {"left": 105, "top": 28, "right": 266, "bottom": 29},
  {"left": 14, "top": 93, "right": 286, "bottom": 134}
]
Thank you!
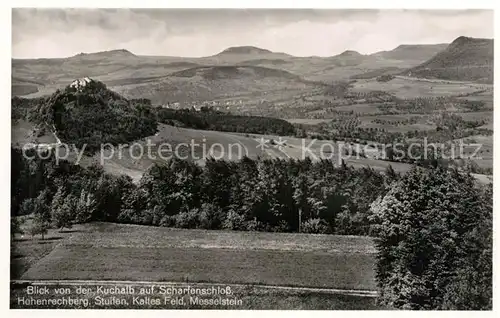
[{"left": 12, "top": 8, "right": 493, "bottom": 58}]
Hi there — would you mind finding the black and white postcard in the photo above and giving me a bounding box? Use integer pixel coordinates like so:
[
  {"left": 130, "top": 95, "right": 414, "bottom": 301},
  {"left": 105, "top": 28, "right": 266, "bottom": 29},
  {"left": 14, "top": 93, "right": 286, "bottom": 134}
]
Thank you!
[{"left": 8, "top": 6, "right": 494, "bottom": 312}]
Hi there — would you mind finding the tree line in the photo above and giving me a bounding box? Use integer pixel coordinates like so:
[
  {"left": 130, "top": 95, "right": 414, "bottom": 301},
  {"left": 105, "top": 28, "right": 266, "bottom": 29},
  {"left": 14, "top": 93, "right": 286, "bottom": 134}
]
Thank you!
[
  {"left": 154, "top": 107, "right": 295, "bottom": 136},
  {"left": 11, "top": 147, "right": 394, "bottom": 236}
]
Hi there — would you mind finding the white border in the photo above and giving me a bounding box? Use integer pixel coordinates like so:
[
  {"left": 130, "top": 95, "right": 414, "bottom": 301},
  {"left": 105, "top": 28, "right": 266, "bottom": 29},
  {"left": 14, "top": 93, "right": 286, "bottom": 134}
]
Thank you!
[
  {"left": 1, "top": 1, "right": 498, "bottom": 318},
  {"left": 4, "top": 1, "right": 499, "bottom": 9}
]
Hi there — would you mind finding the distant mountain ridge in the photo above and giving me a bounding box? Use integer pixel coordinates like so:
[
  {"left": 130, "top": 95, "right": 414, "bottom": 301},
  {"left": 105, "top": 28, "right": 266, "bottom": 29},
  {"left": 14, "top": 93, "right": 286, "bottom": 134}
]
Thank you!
[
  {"left": 373, "top": 44, "right": 448, "bottom": 61},
  {"left": 217, "top": 46, "right": 274, "bottom": 55},
  {"left": 337, "top": 50, "right": 363, "bottom": 57},
  {"left": 11, "top": 36, "right": 492, "bottom": 101},
  {"left": 72, "top": 49, "right": 136, "bottom": 58},
  {"left": 328, "top": 50, "right": 372, "bottom": 67},
  {"left": 14, "top": 42, "right": 451, "bottom": 61},
  {"left": 407, "top": 36, "right": 493, "bottom": 83}
]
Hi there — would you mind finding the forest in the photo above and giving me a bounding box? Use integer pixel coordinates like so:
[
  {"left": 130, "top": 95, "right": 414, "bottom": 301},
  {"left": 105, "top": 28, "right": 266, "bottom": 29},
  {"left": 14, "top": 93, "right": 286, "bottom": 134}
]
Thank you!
[
  {"left": 11, "top": 147, "right": 492, "bottom": 309},
  {"left": 154, "top": 107, "right": 296, "bottom": 136}
]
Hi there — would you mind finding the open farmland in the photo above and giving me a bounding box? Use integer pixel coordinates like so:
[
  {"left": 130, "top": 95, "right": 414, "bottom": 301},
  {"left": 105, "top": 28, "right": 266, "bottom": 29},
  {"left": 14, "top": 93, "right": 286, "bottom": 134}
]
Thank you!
[
  {"left": 460, "top": 134, "right": 493, "bottom": 169},
  {"left": 358, "top": 114, "right": 436, "bottom": 133},
  {"left": 285, "top": 118, "right": 333, "bottom": 125},
  {"left": 350, "top": 76, "right": 491, "bottom": 99},
  {"left": 456, "top": 91, "right": 494, "bottom": 109},
  {"left": 334, "top": 103, "right": 384, "bottom": 115},
  {"left": 229, "top": 132, "right": 493, "bottom": 182},
  {"left": 11, "top": 218, "right": 86, "bottom": 280},
  {"left": 89, "top": 124, "right": 292, "bottom": 181},
  {"left": 13, "top": 114, "right": 492, "bottom": 184},
  {"left": 455, "top": 111, "right": 493, "bottom": 122}
]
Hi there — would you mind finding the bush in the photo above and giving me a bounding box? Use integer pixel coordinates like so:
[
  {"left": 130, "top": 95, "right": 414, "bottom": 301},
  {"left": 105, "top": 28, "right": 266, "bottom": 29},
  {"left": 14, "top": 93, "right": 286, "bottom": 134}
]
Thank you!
[
  {"left": 19, "top": 198, "right": 37, "bottom": 216},
  {"left": 273, "top": 220, "right": 290, "bottom": 232},
  {"left": 174, "top": 210, "right": 199, "bottom": 229},
  {"left": 244, "top": 218, "right": 271, "bottom": 232},
  {"left": 51, "top": 194, "right": 75, "bottom": 231},
  {"left": 376, "top": 74, "right": 395, "bottom": 82},
  {"left": 222, "top": 209, "right": 246, "bottom": 231},
  {"left": 117, "top": 209, "right": 137, "bottom": 224},
  {"left": 74, "top": 191, "right": 97, "bottom": 224},
  {"left": 27, "top": 213, "right": 50, "bottom": 240},
  {"left": 301, "top": 218, "right": 330, "bottom": 234},
  {"left": 11, "top": 217, "right": 24, "bottom": 239},
  {"left": 139, "top": 209, "right": 154, "bottom": 225},
  {"left": 198, "top": 203, "right": 224, "bottom": 230},
  {"left": 159, "top": 215, "right": 176, "bottom": 227}
]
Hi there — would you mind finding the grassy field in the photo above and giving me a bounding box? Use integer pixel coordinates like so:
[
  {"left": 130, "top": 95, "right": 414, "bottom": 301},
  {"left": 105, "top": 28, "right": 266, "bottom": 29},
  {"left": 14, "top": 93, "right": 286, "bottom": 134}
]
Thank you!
[
  {"left": 334, "top": 103, "right": 384, "bottom": 115},
  {"left": 89, "top": 123, "right": 286, "bottom": 181},
  {"left": 11, "top": 221, "right": 86, "bottom": 280},
  {"left": 241, "top": 133, "right": 415, "bottom": 172},
  {"left": 455, "top": 111, "right": 493, "bottom": 122},
  {"left": 12, "top": 222, "right": 380, "bottom": 309},
  {"left": 19, "top": 223, "right": 377, "bottom": 290},
  {"left": 11, "top": 120, "right": 59, "bottom": 146},
  {"left": 285, "top": 118, "right": 333, "bottom": 125},
  {"left": 11, "top": 122, "right": 275, "bottom": 182},
  {"left": 12, "top": 84, "right": 39, "bottom": 96}
]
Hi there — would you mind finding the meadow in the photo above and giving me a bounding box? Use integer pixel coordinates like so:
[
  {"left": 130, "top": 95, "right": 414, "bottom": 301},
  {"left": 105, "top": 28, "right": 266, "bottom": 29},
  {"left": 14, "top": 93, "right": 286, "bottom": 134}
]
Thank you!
[
  {"left": 357, "top": 114, "right": 436, "bottom": 133},
  {"left": 19, "top": 223, "right": 376, "bottom": 289},
  {"left": 350, "top": 76, "right": 490, "bottom": 99},
  {"left": 12, "top": 222, "right": 380, "bottom": 309}
]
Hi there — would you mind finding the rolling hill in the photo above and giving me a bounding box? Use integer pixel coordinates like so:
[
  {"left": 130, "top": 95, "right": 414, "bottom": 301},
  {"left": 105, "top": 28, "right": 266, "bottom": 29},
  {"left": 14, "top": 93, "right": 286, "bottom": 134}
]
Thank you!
[
  {"left": 112, "top": 65, "right": 318, "bottom": 104},
  {"left": 205, "top": 46, "right": 293, "bottom": 66},
  {"left": 407, "top": 36, "right": 493, "bottom": 83},
  {"left": 170, "top": 65, "right": 301, "bottom": 80},
  {"left": 214, "top": 46, "right": 291, "bottom": 59},
  {"left": 327, "top": 50, "right": 375, "bottom": 67},
  {"left": 27, "top": 78, "right": 158, "bottom": 152},
  {"left": 12, "top": 77, "right": 41, "bottom": 96}
]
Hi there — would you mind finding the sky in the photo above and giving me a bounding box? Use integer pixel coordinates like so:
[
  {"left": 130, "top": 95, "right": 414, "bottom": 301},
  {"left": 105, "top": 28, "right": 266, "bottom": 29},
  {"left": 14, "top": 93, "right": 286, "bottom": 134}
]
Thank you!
[{"left": 12, "top": 9, "right": 494, "bottom": 58}]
